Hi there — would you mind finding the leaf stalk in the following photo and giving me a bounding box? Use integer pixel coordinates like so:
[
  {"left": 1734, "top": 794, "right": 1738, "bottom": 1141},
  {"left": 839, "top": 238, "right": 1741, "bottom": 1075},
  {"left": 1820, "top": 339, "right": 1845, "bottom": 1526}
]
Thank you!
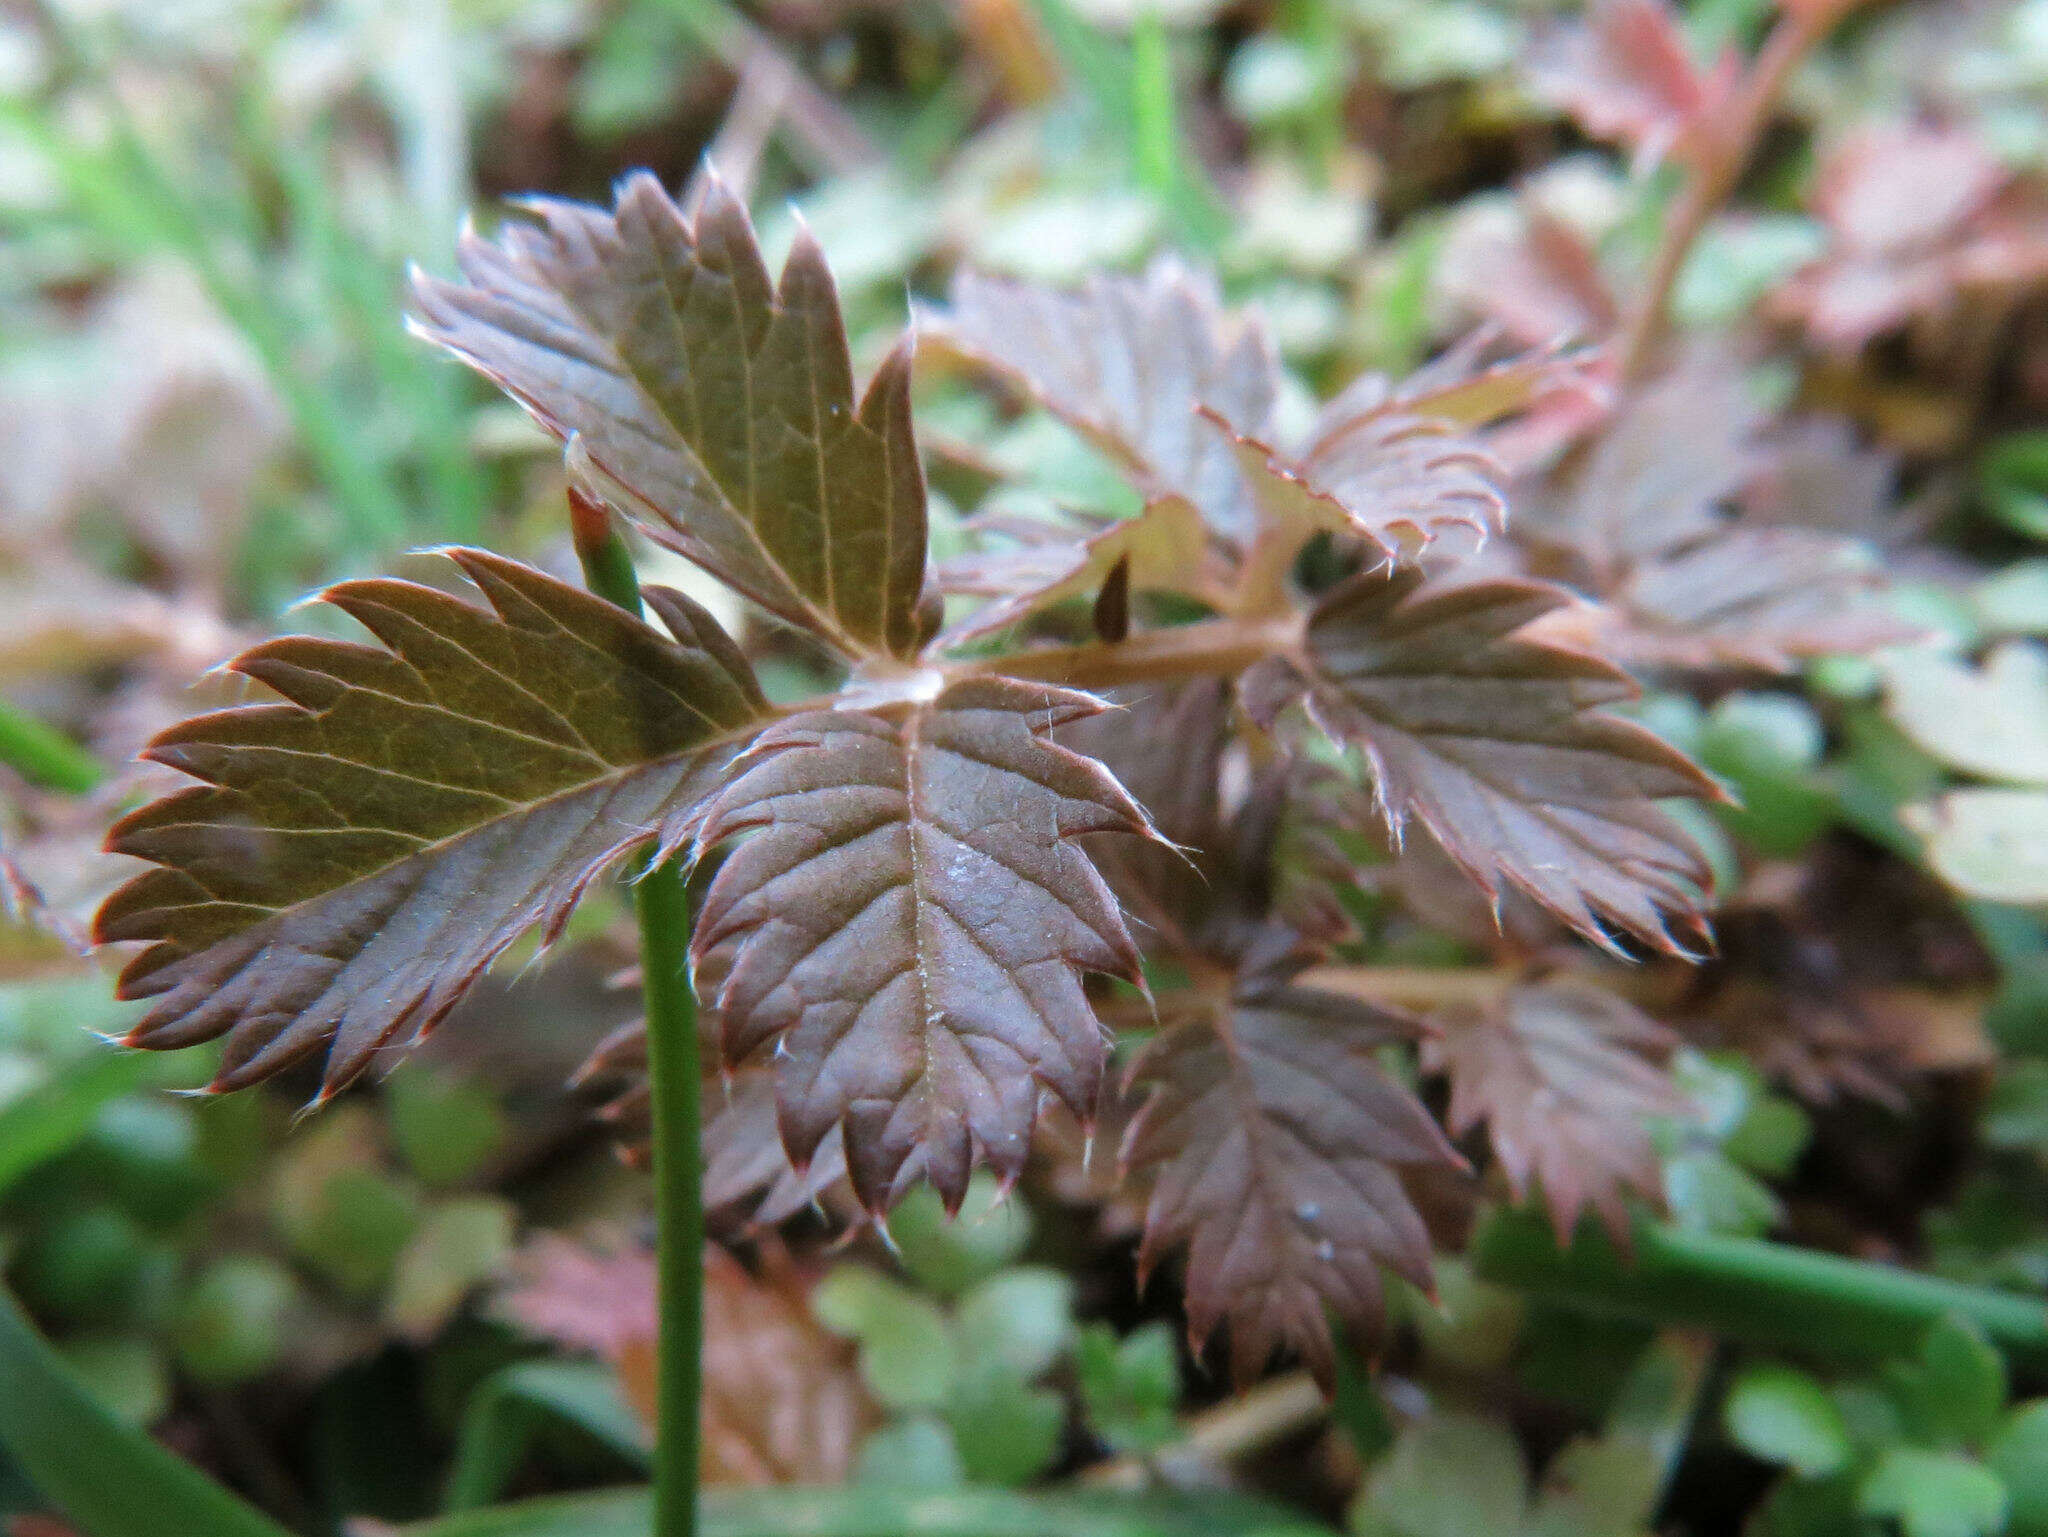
[
  {"left": 963, "top": 613, "right": 1300, "bottom": 691},
  {"left": 572, "top": 493, "right": 703, "bottom": 1537},
  {"left": 1616, "top": 0, "right": 1856, "bottom": 382}
]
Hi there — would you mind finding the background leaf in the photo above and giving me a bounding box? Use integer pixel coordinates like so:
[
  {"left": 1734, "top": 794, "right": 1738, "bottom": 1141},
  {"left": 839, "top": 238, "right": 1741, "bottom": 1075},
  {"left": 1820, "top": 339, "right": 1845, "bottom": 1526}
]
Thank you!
[
  {"left": 1724, "top": 1364, "right": 1852, "bottom": 1476},
  {"left": 1884, "top": 645, "right": 2048, "bottom": 784},
  {"left": 1424, "top": 981, "right": 1686, "bottom": 1240},
  {"left": 444, "top": 1359, "right": 650, "bottom": 1512},
  {"left": 1858, "top": 1447, "right": 2008, "bottom": 1537},
  {"left": 926, "top": 260, "right": 1278, "bottom": 541},
  {"left": 394, "top": 1484, "right": 1326, "bottom": 1537},
  {"left": 1263, "top": 569, "right": 1718, "bottom": 953}
]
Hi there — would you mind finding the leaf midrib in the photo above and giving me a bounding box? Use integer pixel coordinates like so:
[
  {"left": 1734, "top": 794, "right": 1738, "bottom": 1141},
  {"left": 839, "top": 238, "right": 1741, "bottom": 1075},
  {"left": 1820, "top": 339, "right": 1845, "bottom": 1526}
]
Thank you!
[
  {"left": 578, "top": 250, "right": 870, "bottom": 661},
  {"left": 150, "top": 713, "right": 773, "bottom": 938}
]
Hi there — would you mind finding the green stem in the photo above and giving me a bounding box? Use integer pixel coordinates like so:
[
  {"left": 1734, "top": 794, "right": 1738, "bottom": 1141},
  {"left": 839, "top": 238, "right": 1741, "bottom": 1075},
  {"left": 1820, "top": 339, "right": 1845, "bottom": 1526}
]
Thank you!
[
  {"left": 1473, "top": 1208, "right": 2048, "bottom": 1369},
  {"left": 0, "top": 697, "right": 103, "bottom": 794},
  {"left": 1328, "top": 1320, "right": 1395, "bottom": 1462},
  {"left": 571, "top": 493, "right": 702, "bottom": 1537},
  {"left": 1026, "top": 0, "right": 1227, "bottom": 250},
  {"left": 1130, "top": 8, "right": 1176, "bottom": 205}
]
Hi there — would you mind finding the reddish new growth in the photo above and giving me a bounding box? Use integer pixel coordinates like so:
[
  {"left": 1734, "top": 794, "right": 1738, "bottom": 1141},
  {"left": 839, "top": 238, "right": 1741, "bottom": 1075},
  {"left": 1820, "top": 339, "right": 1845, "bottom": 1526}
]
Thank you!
[{"left": 90, "top": 131, "right": 1912, "bottom": 1378}]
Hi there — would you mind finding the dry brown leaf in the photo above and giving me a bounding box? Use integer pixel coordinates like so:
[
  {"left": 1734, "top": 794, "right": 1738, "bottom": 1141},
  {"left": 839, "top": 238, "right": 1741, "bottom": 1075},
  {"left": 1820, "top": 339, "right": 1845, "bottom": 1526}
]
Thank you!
[{"left": 498, "top": 1233, "right": 872, "bottom": 1483}]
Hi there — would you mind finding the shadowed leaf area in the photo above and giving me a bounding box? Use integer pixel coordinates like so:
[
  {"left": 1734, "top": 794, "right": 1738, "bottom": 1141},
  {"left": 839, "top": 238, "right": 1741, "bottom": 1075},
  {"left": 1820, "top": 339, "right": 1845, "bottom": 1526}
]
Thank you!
[
  {"left": 1424, "top": 980, "right": 1686, "bottom": 1241},
  {"left": 1124, "top": 982, "right": 1458, "bottom": 1387},
  {"left": 93, "top": 549, "right": 768, "bottom": 1096}
]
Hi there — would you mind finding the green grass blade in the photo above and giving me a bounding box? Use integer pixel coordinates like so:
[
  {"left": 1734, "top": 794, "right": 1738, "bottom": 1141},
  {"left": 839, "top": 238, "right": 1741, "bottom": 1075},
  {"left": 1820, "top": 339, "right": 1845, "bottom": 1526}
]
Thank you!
[
  {"left": 0, "top": 1049, "right": 165, "bottom": 1199},
  {"left": 444, "top": 1360, "right": 650, "bottom": 1512},
  {"left": 264, "top": 117, "right": 485, "bottom": 543},
  {"left": 1130, "top": 8, "right": 1177, "bottom": 202},
  {"left": 401, "top": 1485, "right": 1327, "bottom": 1537},
  {"left": 0, "top": 696, "right": 103, "bottom": 794},
  {"left": 0, "top": 1285, "right": 294, "bottom": 1537},
  {"left": 5, "top": 18, "right": 413, "bottom": 555},
  {"left": 1026, "top": 0, "right": 1228, "bottom": 249}
]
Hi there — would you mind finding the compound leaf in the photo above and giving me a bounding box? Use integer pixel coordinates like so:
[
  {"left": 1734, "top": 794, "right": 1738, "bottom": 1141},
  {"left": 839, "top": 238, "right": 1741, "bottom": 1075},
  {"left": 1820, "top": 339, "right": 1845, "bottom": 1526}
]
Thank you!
[
  {"left": 692, "top": 677, "right": 1153, "bottom": 1213},
  {"left": 1253, "top": 568, "right": 1718, "bottom": 954},
  {"left": 94, "top": 549, "right": 769, "bottom": 1097},
  {"left": 1123, "top": 984, "right": 1459, "bottom": 1385},
  {"left": 411, "top": 173, "right": 929, "bottom": 659}
]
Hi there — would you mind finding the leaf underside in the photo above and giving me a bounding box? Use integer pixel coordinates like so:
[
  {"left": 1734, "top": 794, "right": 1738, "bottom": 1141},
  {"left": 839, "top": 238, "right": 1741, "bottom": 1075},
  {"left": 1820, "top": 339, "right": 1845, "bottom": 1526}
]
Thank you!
[
  {"left": 1124, "top": 985, "right": 1458, "bottom": 1386},
  {"left": 940, "top": 495, "right": 1222, "bottom": 641},
  {"left": 926, "top": 260, "right": 1279, "bottom": 541},
  {"left": 1203, "top": 334, "right": 1590, "bottom": 567},
  {"left": 691, "top": 677, "right": 1154, "bottom": 1213},
  {"left": 1425, "top": 981, "right": 1685, "bottom": 1241},
  {"left": 1217, "top": 412, "right": 1506, "bottom": 564},
  {"left": 704, "top": 1068, "right": 852, "bottom": 1230},
  {"left": 410, "top": 172, "right": 928, "bottom": 659},
  {"left": 1253, "top": 568, "right": 1718, "bottom": 954},
  {"left": 1526, "top": 362, "right": 1760, "bottom": 568},
  {"left": 1612, "top": 527, "right": 1911, "bottom": 671},
  {"left": 94, "top": 549, "right": 768, "bottom": 1097}
]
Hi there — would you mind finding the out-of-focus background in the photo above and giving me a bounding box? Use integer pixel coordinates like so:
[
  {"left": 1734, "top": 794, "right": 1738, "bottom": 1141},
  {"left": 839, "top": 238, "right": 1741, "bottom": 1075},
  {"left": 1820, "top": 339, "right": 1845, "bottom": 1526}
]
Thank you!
[{"left": 1, "top": 0, "right": 2047, "bottom": 1533}]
